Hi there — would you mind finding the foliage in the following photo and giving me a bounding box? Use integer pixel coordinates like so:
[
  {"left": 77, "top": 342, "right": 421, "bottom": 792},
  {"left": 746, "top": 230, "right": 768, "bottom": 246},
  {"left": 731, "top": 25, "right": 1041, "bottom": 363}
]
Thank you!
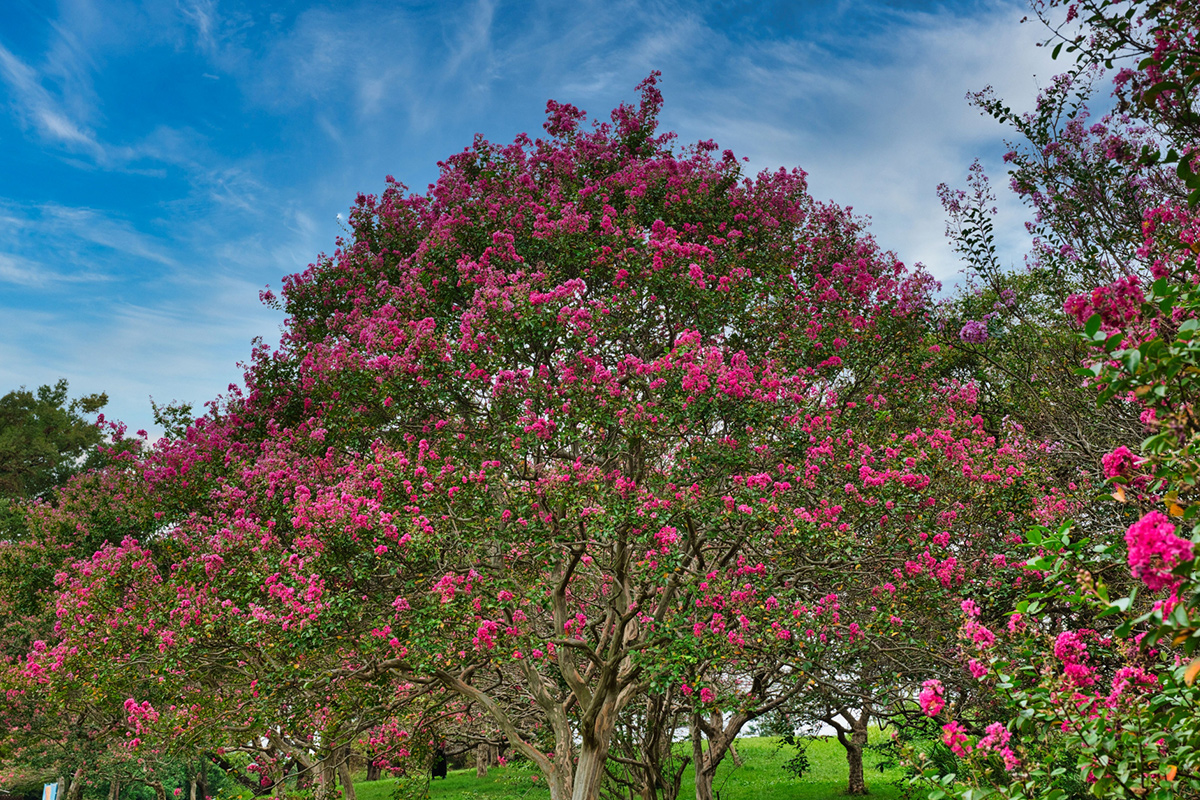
[
  {"left": 909, "top": 2, "right": 1200, "bottom": 799},
  {"left": 0, "top": 379, "right": 106, "bottom": 534},
  {"left": 0, "top": 32, "right": 1115, "bottom": 800}
]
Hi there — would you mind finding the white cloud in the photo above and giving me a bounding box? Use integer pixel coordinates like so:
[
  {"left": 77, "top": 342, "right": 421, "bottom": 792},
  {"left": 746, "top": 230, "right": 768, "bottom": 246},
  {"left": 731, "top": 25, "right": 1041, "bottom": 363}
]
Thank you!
[
  {"left": 0, "top": 270, "right": 284, "bottom": 436},
  {"left": 655, "top": 1, "right": 1060, "bottom": 282},
  {"left": 178, "top": 0, "right": 219, "bottom": 51},
  {"left": 0, "top": 42, "right": 106, "bottom": 160},
  {"left": 4, "top": 203, "right": 179, "bottom": 267},
  {"left": 443, "top": 0, "right": 496, "bottom": 80}
]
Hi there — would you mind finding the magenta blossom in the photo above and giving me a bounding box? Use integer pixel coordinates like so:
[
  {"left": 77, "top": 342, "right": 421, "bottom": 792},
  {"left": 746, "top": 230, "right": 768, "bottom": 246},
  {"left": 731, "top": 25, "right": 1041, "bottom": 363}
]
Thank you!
[
  {"left": 1125, "top": 511, "right": 1194, "bottom": 591},
  {"left": 919, "top": 679, "right": 945, "bottom": 716},
  {"left": 959, "top": 320, "right": 989, "bottom": 343},
  {"left": 1101, "top": 446, "right": 1137, "bottom": 479}
]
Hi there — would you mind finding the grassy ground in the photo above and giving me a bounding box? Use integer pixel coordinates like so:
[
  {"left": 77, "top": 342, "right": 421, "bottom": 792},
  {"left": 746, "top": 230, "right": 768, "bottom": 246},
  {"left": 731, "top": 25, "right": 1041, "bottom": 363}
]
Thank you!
[{"left": 352, "top": 735, "right": 906, "bottom": 800}]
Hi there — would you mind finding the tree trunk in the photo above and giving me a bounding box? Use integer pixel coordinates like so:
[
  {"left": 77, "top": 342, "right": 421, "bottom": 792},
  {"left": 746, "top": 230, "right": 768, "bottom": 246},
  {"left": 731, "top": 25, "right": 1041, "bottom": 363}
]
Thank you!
[
  {"left": 570, "top": 735, "right": 615, "bottom": 800},
  {"left": 64, "top": 768, "right": 85, "bottom": 800},
  {"left": 828, "top": 707, "right": 871, "bottom": 796},
  {"left": 729, "top": 741, "right": 743, "bottom": 767},
  {"left": 198, "top": 759, "right": 210, "bottom": 800},
  {"left": 108, "top": 778, "right": 120, "bottom": 800},
  {"left": 366, "top": 759, "right": 382, "bottom": 782},
  {"left": 337, "top": 748, "right": 358, "bottom": 800},
  {"left": 845, "top": 732, "right": 867, "bottom": 796},
  {"left": 690, "top": 715, "right": 715, "bottom": 800},
  {"left": 475, "top": 743, "right": 494, "bottom": 778},
  {"left": 637, "top": 693, "right": 686, "bottom": 800},
  {"left": 691, "top": 708, "right": 752, "bottom": 800},
  {"left": 146, "top": 782, "right": 167, "bottom": 800},
  {"left": 315, "top": 754, "right": 337, "bottom": 800},
  {"left": 546, "top": 765, "right": 572, "bottom": 800}
]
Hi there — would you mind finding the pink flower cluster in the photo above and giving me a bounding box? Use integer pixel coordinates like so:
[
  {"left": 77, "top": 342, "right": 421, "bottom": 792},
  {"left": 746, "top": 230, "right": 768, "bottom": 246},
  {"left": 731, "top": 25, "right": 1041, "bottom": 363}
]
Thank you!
[
  {"left": 1100, "top": 446, "right": 1137, "bottom": 479},
  {"left": 1125, "top": 511, "right": 1194, "bottom": 591},
  {"left": 1064, "top": 275, "right": 1145, "bottom": 328},
  {"left": 918, "top": 679, "right": 945, "bottom": 717},
  {"left": 1053, "top": 630, "right": 1096, "bottom": 688},
  {"left": 976, "top": 722, "right": 1020, "bottom": 770}
]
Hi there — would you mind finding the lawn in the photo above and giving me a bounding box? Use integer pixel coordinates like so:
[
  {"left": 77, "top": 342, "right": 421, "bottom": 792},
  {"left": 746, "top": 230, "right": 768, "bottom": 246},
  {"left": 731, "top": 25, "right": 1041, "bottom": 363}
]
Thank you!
[{"left": 351, "top": 735, "right": 906, "bottom": 800}]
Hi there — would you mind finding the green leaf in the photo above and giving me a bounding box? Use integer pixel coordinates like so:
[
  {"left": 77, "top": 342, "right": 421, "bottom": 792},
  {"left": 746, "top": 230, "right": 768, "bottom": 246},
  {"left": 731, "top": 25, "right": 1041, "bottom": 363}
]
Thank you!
[
  {"left": 1144, "top": 81, "right": 1184, "bottom": 106},
  {"left": 1125, "top": 349, "right": 1142, "bottom": 373},
  {"left": 1109, "top": 596, "right": 1134, "bottom": 613}
]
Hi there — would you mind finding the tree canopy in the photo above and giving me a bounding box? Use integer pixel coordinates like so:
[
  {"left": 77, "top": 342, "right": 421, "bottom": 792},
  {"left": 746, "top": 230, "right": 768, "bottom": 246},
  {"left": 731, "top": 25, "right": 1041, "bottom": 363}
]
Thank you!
[{"left": 0, "top": 379, "right": 106, "bottom": 503}]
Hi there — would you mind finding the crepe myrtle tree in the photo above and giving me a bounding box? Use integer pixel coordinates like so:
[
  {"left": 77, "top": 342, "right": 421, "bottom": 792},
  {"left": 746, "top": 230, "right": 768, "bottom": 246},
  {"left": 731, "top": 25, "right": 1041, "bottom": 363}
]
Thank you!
[
  {"left": 244, "top": 73, "right": 949, "bottom": 800},
  {"left": 23, "top": 75, "right": 957, "bottom": 800},
  {"left": 13, "top": 415, "right": 448, "bottom": 800}
]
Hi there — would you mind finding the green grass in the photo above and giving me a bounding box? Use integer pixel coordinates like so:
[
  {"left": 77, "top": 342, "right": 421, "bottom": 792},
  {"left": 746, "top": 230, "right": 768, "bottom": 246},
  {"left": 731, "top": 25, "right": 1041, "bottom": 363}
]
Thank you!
[{"left": 353, "top": 735, "right": 906, "bottom": 800}]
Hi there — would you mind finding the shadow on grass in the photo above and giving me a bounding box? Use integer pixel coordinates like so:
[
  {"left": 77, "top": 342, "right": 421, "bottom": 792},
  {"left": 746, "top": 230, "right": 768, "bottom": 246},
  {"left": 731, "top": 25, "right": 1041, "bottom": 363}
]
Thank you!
[{"left": 352, "top": 736, "right": 906, "bottom": 800}]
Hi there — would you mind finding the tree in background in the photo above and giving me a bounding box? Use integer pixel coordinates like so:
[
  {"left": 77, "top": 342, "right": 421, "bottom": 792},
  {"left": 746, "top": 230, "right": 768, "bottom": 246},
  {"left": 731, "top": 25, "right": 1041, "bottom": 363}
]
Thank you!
[
  {"left": 0, "top": 380, "right": 109, "bottom": 798},
  {"left": 0, "top": 380, "right": 106, "bottom": 522}
]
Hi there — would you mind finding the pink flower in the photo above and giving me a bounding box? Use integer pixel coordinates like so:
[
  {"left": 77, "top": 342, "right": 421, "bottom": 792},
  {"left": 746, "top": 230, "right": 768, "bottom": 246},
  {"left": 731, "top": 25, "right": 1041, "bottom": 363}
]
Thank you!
[
  {"left": 959, "top": 320, "right": 989, "bottom": 343},
  {"left": 1125, "top": 511, "right": 1194, "bottom": 591},
  {"left": 961, "top": 618, "right": 995, "bottom": 649},
  {"left": 1064, "top": 275, "right": 1144, "bottom": 328},
  {"left": 655, "top": 525, "right": 679, "bottom": 547},
  {"left": 1054, "top": 630, "right": 1097, "bottom": 688},
  {"left": 918, "top": 679, "right": 945, "bottom": 717},
  {"left": 1101, "top": 446, "right": 1136, "bottom": 479},
  {"left": 699, "top": 687, "right": 715, "bottom": 703},
  {"left": 941, "top": 721, "right": 969, "bottom": 757},
  {"left": 976, "top": 722, "right": 1010, "bottom": 752}
]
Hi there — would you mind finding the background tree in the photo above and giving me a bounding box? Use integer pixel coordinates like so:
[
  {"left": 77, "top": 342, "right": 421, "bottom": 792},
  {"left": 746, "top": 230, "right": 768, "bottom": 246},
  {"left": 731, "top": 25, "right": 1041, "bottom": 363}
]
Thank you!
[{"left": 0, "top": 380, "right": 106, "bottom": 527}]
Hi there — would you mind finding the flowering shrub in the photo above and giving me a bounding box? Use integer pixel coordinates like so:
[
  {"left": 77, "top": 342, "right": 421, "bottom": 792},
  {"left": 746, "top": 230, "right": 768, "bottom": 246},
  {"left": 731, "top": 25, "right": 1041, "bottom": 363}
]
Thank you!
[{"left": 912, "top": 2, "right": 1200, "bottom": 799}]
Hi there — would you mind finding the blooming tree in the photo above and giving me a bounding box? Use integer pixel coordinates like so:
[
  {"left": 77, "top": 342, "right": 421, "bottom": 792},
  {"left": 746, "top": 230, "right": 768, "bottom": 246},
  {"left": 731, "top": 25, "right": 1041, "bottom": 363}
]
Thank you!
[{"left": 912, "top": 2, "right": 1200, "bottom": 799}]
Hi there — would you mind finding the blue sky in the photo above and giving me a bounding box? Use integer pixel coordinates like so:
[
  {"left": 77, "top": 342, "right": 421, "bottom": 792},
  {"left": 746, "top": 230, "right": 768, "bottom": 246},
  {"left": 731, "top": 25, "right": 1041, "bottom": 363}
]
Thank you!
[{"left": 0, "top": 0, "right": 1061, "bottom": 435}]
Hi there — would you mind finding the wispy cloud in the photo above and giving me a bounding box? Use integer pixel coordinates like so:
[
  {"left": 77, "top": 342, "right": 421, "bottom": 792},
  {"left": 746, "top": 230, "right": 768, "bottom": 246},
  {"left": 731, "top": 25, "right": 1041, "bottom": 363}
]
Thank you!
[
  {"left": 0, "top": 252, "right": 111, "bottom": 287},
  {"left": 655, "top": 0, "right": 1058, "bottom": 280},
  {"left": 443, "top": 0, "right": 496, "bottom": 80},
  {"left": 0, "top": 202, "right": 178, "bottom": 268},
  {"left": 178, "top": 0, "right": 219, "bottom": 52},
  {"left": 0, "top": 277, "right": 283, "bottom": 432},
  {"left": 0, "top": 42, "right": 106, "bottom": 160}
]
